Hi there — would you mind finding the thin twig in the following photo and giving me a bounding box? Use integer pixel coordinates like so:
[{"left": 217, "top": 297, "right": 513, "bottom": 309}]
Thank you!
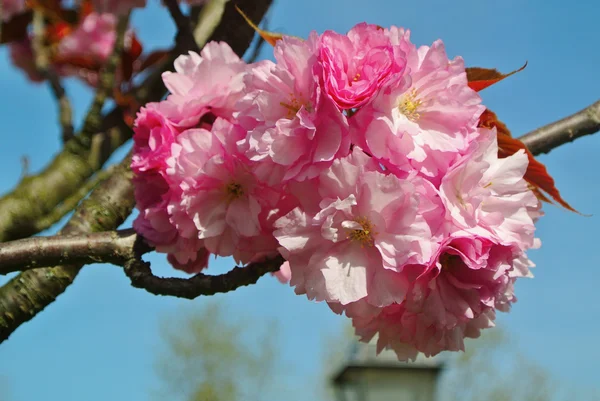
[
  {"left": 80, "top": 14, "right": 130, "bottom": 137},
  {"left": 31, "top": 9, "right": 74, "bottom": 142},
  {"left": 519, "top": 99, "right": 600, "bottom": 156},
  {"left": 124, "top": 255, "right": 285, "bottom": 299},
  {"left": 164, "top": 0, "right": 197, "bottom": 51}
]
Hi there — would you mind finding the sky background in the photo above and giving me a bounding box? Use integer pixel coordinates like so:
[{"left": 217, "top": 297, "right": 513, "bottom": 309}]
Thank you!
[{"left": 1, "top": 0, "right": 599, "bottom": 400}]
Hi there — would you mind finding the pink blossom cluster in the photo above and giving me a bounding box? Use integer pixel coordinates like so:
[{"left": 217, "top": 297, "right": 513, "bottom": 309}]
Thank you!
[
  {"left": 10, "top": 12, "right": 131, "bottom": 86},
  {"left": 132, "top": 23, "right": 542, "bottom": 359}
]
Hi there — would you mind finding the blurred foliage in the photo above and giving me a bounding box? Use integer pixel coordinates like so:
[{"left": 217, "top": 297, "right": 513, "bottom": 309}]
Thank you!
[
  {"left": 438, "top": 327, "right": 600, "bottom": 401},
  {"left": 154, "top": 302, "right": 278, "bottom": 401}
]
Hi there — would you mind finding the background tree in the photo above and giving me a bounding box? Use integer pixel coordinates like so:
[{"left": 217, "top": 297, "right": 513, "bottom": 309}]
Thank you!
[{"left": 154, "top": 302, "right": 279, "bottom": 401}]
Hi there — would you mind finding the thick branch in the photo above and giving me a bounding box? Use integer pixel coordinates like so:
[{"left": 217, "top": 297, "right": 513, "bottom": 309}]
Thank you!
[
  {"left": 0, "top": 229, "right": 152, "bottom": 275},
  {"left": 0, "top": 154, "right": 135, "bottom": 343},
  {"left": 0, "top": 227, "right": 283, "bottom": 298},
  {"left": 124, "top": 255, "right": 285, "bottom": 299},
  {"left": 30, "top": 166, "right": 116, "bottom": 234},
  {"left": 519, "top": 99, "right": 600, "bottom": 156}
]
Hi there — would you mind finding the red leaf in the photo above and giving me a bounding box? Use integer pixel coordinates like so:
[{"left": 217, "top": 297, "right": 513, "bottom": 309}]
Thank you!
[
  {"left": 120, "top": 34, "right": 143, "bottom": 82},
  {"left": 138, "top": 49, "right": 171, "bottom": 72},
  {"left": 0, "top": 12, "right": 32, "bottom": 44},
  {"left": 478, "top": 108, "right": 579, "bottom": 213},
  {"left": 467, "top": 62, "right": 527, "bottom": 92},
  {"left": 235, "top": 5, "right": 284, "bottom": 46},
  {"left": 128, "top": 34, "right": 143, "bottom": 60}
]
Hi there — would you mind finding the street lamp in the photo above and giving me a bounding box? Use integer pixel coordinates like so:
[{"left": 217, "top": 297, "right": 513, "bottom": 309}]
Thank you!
[{"left": 331, "top": 339, "right": 444, "bottom": 401}]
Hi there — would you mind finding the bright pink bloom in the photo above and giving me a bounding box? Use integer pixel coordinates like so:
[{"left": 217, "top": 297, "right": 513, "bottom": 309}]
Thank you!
[
  {"left": 237, "top": 33, "right": 350, "bottom": 181},
  {"left": 335, "top": 234, "right": 536, "bottom": 360},
  {"left": 273, "top": 261, "right": 292, "bottom": 284},
  {"left": 274, "top": 148, "right": 435, "bottom": 305},
  {"left": 58, "top": 13, "right": 117, "bottom": 62},
  {"left": 351, "top": 30, "right": 485, "bottom": 180},
  {"left": 1, "top": 0, "right": 26, "bottom": 21},
  {"left": 440, "top": 129, "right": 539, "bottom": 249},
  {"left": 162, "top": 42, "right": 248, "bottom": 126},
  {"left": 169, "top": 121, "right": 281, "bottom": 264},
  {"left": 319, "top": 23, "right": 406, "bottom": 110}
]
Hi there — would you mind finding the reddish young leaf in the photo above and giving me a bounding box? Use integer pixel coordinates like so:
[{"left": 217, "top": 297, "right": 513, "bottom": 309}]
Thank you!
[
  {"left": 138, "top": 49, "right": 171, "bottom": 72},
  {"left": 235, "top": 5, "right": 284, "bottom": 46},
  {"left": 46, "top": 21, "right": 73, "bottom": 43},
  {"left": 120, "top": 34, "right": 143, "bottom": 82},
  {"left": 478, "top": 108, "right": 579, "bottom": 213},
  {"left": 467, "top": 62, "right": 527, "bottom": 92},
  {"left": 0, "top": 12, "right": 32, "bottom": 44}
]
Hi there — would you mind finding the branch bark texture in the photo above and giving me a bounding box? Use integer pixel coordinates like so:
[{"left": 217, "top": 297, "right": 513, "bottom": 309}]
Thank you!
[{"left": 519, "top": 99, "right": 600, "bottom": 156}]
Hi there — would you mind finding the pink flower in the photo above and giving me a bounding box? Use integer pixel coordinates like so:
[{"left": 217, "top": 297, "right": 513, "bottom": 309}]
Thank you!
[
  {"left": 1, "top": 0, "right": 26, "bottom": 22},
  {"left": 351, "top": 30, "right": 485, "bottom": 180},
  {"left": 237, "top": 33, "right": 350, "bottom": 182},
  {"left": 132, "top": 174, "right": 209, "bottom": 274},
  {"left": 273, "top": 261, "right": 292, "bottom": 284},
  {"left": 274, "top": 148, "right": 435, "bottom": 305},
  {"left": 57, "top": 13, "right": 117, "bottom": 63},
  {"left": 335, "top": 234, "right": 536, "bottom": 360},
  {"left": 162, "top": 42, "right": 248, "bottom": 126},
  {"left": 319, "top": 23, "right": 406, "bottom": 110},
  {"left": 131, "top": 102, "right": 183, "bottom": 177},
  {"left": 439, "top": 129, "right": 539, "bottom": 249},
  {"left": 169, "top": 121, "right": 281, "bottom": 264}
]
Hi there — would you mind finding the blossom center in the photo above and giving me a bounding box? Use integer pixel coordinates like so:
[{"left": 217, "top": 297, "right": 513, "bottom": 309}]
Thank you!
[
  {"left": 398, "top": 88, "right": 422, "bottom": 121},
  {"left": 280, "top": 93, "right": 313, "bottom": 119},
  {"left": 440, "top": 253, "right": 462, "bottom": 271},
  {"left": 347, "top": 216, "right": 377, "bottom": 247},
  {"left": 225, "top": 181, "right": 244, "bottom": 202},
  {"left": 349, "top": 72, "right": 361, "bottom": 86}
]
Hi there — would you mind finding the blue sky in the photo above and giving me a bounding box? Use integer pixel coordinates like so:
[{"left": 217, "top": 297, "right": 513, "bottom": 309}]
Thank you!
[{"left": 1, "top": 0, "right": 599, "bottom": 399}]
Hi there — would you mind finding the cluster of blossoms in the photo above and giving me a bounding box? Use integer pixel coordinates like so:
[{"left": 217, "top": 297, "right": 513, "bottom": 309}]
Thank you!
[
  {"left": 132, "top": 23, "right": 542, "bottom": 360},
  {"left": 10, "top": 11, "right": 126, "bottom": 85}
]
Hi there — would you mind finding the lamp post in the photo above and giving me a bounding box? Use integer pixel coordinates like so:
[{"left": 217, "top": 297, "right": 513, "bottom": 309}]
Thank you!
[{"left": 331, "top": 340, "right": 444, "bottom": 401}]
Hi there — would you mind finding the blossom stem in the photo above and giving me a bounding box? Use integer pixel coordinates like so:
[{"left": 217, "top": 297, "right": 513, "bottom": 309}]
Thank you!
[{"left": 31, "top": 9, "right": 74, "bottom": 142}]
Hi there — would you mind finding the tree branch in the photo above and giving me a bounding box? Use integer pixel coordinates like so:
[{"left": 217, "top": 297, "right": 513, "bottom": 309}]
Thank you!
[
  {"left": 0, "top": 226, "right": 283, "bottom": 299},
  {"left": 164, "top": 0, "right": 197, "bottom": 51},
  {"left": 31, "top": 9, "right": 74, "bottom": 142},
  {"left": 0, "top": 229, "right": 151, "bottom": 275},
  {"left": 0, "top": 153, "right": 135, "bottom": 343},
  {"left": 125, "top": 255, "right": 284, "bottom": 299},
  {"left": 519, "top": 99, "right": 600, "bottom": 156},
  {"left": 30, "top": 165, "right": 117, "bottom": 234}
]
